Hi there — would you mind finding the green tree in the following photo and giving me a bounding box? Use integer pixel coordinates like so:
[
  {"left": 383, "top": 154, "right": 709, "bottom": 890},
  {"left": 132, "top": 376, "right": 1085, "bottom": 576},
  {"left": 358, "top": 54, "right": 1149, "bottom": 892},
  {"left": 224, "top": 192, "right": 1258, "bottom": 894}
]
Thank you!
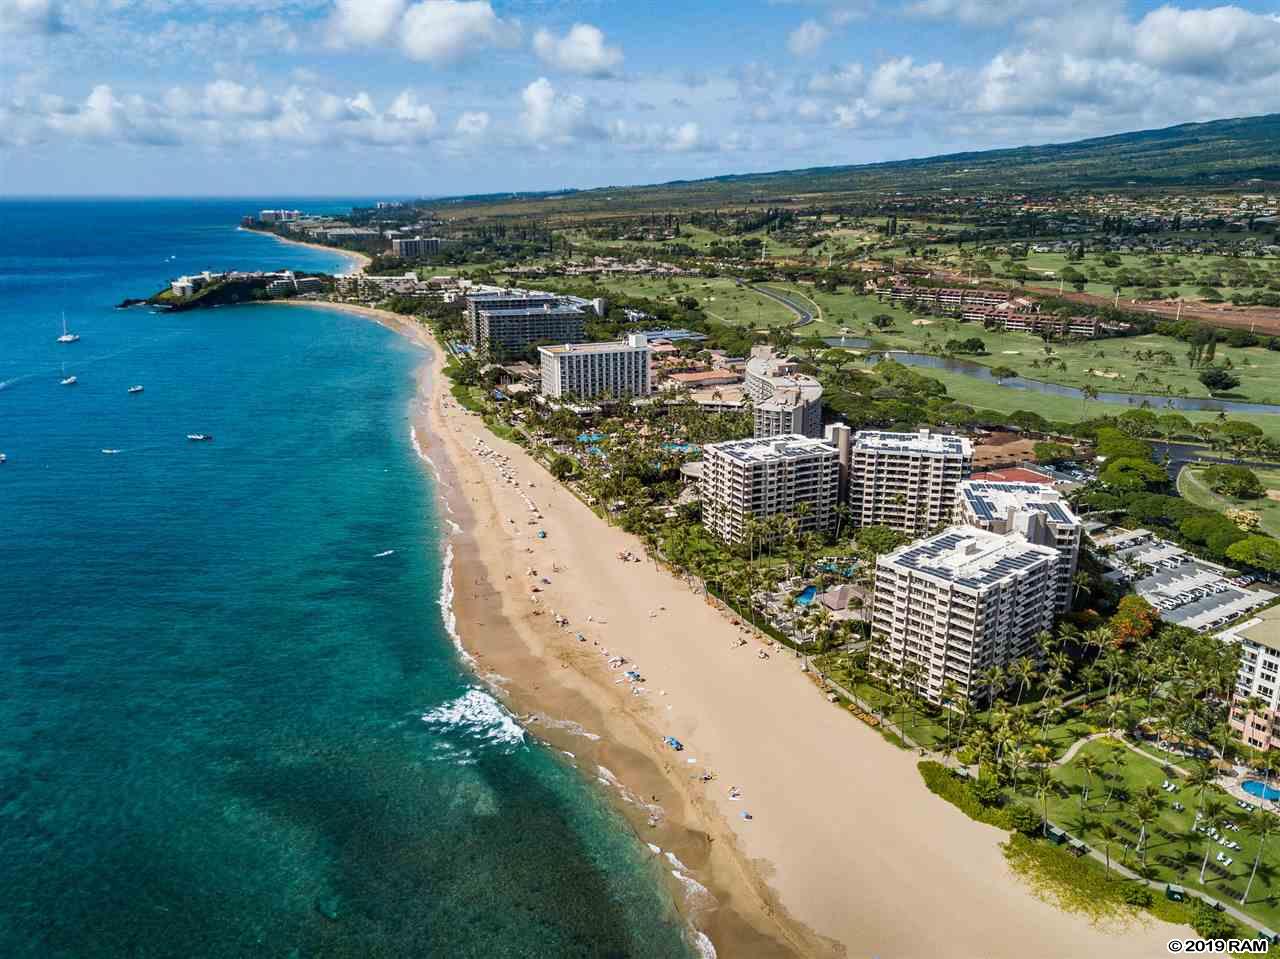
[{"left": 1225, "top": 535, "right": 1280, "bottom": 574}]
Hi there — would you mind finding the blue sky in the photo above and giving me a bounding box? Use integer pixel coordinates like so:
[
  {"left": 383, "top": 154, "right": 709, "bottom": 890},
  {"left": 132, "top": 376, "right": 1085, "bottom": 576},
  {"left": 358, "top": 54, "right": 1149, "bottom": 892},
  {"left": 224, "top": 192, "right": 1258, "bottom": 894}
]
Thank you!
[{"left": 3, "top": 0, "right": 1279, "bottom": 196}]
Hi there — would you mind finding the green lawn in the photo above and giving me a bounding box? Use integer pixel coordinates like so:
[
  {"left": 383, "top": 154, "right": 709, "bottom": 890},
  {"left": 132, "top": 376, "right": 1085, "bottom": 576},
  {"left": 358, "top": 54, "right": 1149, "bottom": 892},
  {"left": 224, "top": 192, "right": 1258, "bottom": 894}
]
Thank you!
[
  {"left": 799, "top": 288, "right": 1280, "bottom": 405},
  {"left": 1179, "top": 466, "right": 1280, "bottom": 538},
  {"left": 1040, "top": 739, "right": 1280, "bottom": 932},
  {"left": 568, "top": 275, "right": 800, "bottom": 328},
  {"left": 903, "top": 365, "right": 1280, "bottom": 439}
]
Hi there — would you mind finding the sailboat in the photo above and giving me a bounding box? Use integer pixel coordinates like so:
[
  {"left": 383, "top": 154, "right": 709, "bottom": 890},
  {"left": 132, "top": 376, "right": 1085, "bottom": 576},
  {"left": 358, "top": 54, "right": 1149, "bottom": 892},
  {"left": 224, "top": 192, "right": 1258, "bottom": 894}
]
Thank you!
[
  {"left": 56, "top": 313, "right": 80, "bottom": 343},
  {"left": 60, "top": 362, "right": 77, "bottom": 386},
  {"left": 127, "top": 385, "right": 144, "bottom": 394}
]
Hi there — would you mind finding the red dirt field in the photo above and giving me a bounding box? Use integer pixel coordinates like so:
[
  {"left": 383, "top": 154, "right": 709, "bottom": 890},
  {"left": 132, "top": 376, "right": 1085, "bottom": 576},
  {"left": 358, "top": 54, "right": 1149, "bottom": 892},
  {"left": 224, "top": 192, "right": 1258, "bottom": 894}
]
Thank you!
[{"left": 1027, "top": 287, "right": 1280, "bottom": 335}]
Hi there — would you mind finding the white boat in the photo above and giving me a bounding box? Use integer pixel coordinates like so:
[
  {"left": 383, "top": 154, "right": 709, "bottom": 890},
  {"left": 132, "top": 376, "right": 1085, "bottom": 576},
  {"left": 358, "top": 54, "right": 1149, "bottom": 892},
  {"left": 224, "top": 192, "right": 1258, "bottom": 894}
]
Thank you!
[
  {"left": 102, "top": 449, "right": 122, "bottom": 455},
  {"left": 56, "top": 313, "right": 80, "bottom": 344},
  {"left": 187, "top": 433, "right": 213, "bottom": 442},
  {"left": 60, "top": 363, "right": 77, "bottom": 386},
  {"left": 127, "top": 385, "right": 144, "bottom": 394},
  {"left": 0, "top": 453, "right": 6, "bottom": 464}
]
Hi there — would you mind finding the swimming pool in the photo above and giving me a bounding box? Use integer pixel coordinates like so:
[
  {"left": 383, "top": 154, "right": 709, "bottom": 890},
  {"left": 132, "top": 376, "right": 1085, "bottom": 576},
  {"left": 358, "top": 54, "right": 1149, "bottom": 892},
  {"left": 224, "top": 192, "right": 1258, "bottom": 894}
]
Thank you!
[
  {"left": 1242, "top": 779, "right": 1280, "bottom": 801},
  {"left": 795, "top": 586, "right": 817, "bottom": 606}
]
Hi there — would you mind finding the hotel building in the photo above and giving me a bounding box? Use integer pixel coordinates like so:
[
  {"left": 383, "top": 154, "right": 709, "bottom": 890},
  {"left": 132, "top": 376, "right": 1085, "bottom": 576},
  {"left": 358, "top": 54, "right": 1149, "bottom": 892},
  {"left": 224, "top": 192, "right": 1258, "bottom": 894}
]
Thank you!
[
  {"left": 871, "top": 527, "right": 1060, "bottom": 704},
  {"left": 956, "top": 480, "right": 1082, "bottom": 612},
  {"left": 848, "top": 430, "right": 973, "bottom": 535},
  {"left": 1225, "top": 612, "right": 1280, "bottom": 751},
  {"left": 465, "top": 289, "right": 586, "bottom": 358},
  {"left": 539, "top": 334, "right": 651, "bottom": 400},
  {"left": 744, "top": 348, "right": 824, "bottom": 438},
  {"left": 391, "top": 236, "right": 441, "bottom": 258},
  {"left": 700, "top": 435, "right": 839, "bottom": 545}
]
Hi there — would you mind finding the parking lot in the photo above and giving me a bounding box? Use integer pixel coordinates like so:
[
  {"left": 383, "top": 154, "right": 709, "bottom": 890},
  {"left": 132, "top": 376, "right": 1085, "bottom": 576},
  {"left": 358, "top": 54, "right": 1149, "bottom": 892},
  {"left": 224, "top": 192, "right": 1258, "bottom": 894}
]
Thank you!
[{"left": 1090, "top": 526, "right": 1272, "bottom": 632}]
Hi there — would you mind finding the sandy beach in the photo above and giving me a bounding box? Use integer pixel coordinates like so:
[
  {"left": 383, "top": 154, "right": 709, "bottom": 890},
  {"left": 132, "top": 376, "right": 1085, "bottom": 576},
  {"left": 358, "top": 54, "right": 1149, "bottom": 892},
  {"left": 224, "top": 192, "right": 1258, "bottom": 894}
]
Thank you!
[
  {"left": 240, "top": 225, "right": 372, "bottom": 273},
  {"left": 301, "top": 298, "right": 1185, "bottom": 957}
]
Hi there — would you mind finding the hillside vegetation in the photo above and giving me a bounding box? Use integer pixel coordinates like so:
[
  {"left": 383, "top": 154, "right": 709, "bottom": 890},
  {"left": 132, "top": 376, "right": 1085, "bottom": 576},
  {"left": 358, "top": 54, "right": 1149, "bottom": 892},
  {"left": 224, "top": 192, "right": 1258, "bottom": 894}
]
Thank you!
[{"left": 442, "top": 114, "right": 1280, "bottom": 216}]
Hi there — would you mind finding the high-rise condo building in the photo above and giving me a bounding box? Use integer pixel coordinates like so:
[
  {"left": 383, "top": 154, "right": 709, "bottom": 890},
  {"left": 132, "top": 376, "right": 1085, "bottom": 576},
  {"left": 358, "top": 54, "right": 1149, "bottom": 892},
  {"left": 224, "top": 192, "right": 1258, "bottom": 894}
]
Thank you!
[
  {"left": 955, "top": 480, "right": 1082, "bottom": 612},
  {"left": 464, "top": 289, "right": 586, "bottom": 358},
  {"left": 871, "top": 527, "right": 1060, "bottom": 704},
  {"left": 700, "top": 435, "right": 839, "bottom": 545},
  {"left": 848, "top": 429, "right": 973, "bottom": 535}
]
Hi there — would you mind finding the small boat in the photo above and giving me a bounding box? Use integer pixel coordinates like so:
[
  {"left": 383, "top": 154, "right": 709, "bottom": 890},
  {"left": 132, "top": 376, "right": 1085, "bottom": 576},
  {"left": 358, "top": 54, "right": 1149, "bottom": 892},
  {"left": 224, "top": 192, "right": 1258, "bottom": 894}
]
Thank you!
[
  {"left": 127, "top": 385, "right": 144, "bottom": 394},
  {"left": 373, "top": 549, "right": 396, "bottom": 558},
  {"left": 102, "top": 449, "right": 122, "bottom": 455},
  {"left": 56, "top": 313, "right": 80, "bottom": 343},
  {"left": 60, "top": 363, "right": 77, "bottom": 386},
  {"left": 0, "top": 453, "right": 6, "bottom": 464},
  {"left": 187, "top": 433, "right": 213, "bottom": 442}
]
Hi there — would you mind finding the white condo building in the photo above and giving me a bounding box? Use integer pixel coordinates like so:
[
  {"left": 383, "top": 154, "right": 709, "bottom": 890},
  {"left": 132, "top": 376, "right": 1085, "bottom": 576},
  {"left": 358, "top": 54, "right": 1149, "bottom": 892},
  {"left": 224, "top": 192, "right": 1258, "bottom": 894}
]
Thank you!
[
  {"left": 848, "top": 429, "right": 973, "bottom": 535},
  {"left": 744, "top": 348, "right": 824, "bottom": 438},
  {"left": 955, "top": 480, "right": 1082, "bottom": 612},
  {"left": 539, "top": 334, "right": 651, "bottom": 400},
  {"left": 700, "top": 435, "right": 839, "bottom": 545},
  {"left": 871, "top": 527, "right": 1060, "bottom": 704}
]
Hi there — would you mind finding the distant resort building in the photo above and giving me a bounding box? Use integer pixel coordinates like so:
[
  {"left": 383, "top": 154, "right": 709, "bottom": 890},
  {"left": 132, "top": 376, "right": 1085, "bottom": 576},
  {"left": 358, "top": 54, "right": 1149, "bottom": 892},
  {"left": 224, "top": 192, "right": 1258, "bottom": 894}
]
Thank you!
[
  {"left": 539, "top": 334, "right": 651, "bottom": 400},
  {"left": 700, "top": 435, "right": 839, "bottom": 545},
  {"left": 258, "top": 209, "right": 300, "bottom": 223},
  {"left": 391, "top": 236, "right": 442, "bottom": 258},
  {"left": 955, "top": 480, "right": 1082, "bottom": 612},
  {"left": 464, "top": 288, "right": 600, "bottom": 359},
  {"left": 848, "top": 429, "right": 973, "bottom": 536},
  {"left": 744, "top": 347, "right": 823, "bottom": 438},
  {"left": 878, "top": 283, "right": 1125, "bottom": 338},
  {"left": 871, "top": 527, "right": 1060, "bottom": 705}
]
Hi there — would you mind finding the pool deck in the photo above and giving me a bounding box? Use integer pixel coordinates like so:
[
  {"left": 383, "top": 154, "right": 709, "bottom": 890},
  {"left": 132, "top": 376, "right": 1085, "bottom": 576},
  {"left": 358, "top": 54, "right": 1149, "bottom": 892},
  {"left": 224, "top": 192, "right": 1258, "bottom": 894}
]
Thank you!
[{"left": 1218, "top": 768, "right": 1280, "bottom": 812}]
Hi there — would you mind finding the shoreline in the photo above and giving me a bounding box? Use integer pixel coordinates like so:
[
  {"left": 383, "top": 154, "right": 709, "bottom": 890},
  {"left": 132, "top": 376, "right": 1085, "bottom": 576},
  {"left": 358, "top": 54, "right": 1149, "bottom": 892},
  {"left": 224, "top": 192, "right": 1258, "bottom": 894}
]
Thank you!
[
  {"left": 239, "top": 225, "right": 372, "bottom": 273},
  {"left": 286, "top": 297, "right": 1184, "bottom": 957}
]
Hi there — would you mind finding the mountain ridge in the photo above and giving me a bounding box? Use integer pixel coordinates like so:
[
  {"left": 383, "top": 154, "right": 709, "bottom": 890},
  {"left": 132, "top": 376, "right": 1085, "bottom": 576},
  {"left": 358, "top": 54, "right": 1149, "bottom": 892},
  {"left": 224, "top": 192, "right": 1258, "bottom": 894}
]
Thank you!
[{"left": 436, "top": 113, "right": 1280, "bottom": 214}]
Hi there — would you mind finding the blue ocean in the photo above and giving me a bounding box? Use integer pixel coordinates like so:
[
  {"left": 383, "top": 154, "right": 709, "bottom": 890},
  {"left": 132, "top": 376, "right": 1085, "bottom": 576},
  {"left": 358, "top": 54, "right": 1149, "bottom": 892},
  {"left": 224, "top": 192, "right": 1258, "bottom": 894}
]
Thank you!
[{"left": 0, "top": 199, "right": 694, "bottom": 957}]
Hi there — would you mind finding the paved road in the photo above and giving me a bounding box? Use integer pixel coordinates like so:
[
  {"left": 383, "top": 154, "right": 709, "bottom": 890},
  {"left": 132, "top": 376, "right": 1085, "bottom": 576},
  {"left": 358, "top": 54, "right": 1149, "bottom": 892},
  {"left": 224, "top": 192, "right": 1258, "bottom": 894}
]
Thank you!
[{"left": 749, "top": 284, "right": 814, "bottom": 328}]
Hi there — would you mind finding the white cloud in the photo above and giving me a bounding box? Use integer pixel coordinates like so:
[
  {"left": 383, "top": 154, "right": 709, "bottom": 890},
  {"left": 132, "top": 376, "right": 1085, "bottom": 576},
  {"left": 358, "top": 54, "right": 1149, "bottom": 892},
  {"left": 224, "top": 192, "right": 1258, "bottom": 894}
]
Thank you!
[
  {"left": 0, "top": 0, "right": 68, "bottom": 34},
  {"left": 400, "top": 0, "right": 519, "bottom": 63},
  {"left": 455, "top": 110, "right": 490, "bottom": 135},
  {"left": 1133, "top": 5, "right": 1280, "bottom": 78},
  {"left": 532, "top": 23, "right": 623, "bottom": 77},
  {"left": 866, "top": 56, "right": 947, "bottom": 108},
  {"left": 520, "top": 76, "right": 598, "bottom": 144},
  {"left": 326, "top": 0, "right": 405, "bottom": 46},
  {"left": 905, "top": 0, "right": 1062, "bottom": 26},
  {"left": 806, "top": 62, "right": 865, "bottom": 96},
  {"left": 607, "top": 118, "right": 710, "bottom": 153},
  {"left": 787, "top": 19, "right": 828, "bottom": 57},
  {"left": 204, "top": 80, "right": 276, "bottom": 117},
  {"left": 9, "top": 81, "right": 446, "bottom": 149}
]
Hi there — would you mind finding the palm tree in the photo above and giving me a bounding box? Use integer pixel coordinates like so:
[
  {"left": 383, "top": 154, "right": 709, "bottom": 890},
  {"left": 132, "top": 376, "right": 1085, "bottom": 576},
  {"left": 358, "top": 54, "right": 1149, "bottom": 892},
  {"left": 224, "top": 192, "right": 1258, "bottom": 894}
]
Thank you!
[
  {"left": 1011, "top": 656, "right": 1037, "bottom": 706},
  {"left": 1241, "top": 808, "right": 1274, "bottom": 905},
  {"left": 940, "top": 679, "right": 961, "bottom": 758},
  {"left": 1198, "top": 795, "right": 1226, "bottom": 884},
  {"left": 1078, "top": 753, "right": 1101, "bottom": 806},
  {"left": 1081, "top": 383, "right": 1099, "bottom": 419},
  {"left": 1186, "top": 761, "right": 1216, "bottom": 812},
  {"left": 1099, "top": 822, "right": 1119, "bottom": 878},
  {"left": 1132, "top": 796, "right": 1159, "bottom": 865},
  {"left": 1034, "top": 767, "right": 1061, "bottom": 838}
]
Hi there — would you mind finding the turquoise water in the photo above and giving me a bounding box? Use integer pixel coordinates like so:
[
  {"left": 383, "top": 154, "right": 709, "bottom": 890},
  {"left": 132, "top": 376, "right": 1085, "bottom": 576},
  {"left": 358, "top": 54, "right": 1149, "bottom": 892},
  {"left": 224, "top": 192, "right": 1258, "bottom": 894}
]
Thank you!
[
  {"left": 0, "top": 200, "right": 693, "bottom": 957},
  {"left": 795, "top": 587, "right": 817, "bottom": 606},
  {"left": 1243, "top": 780, "right": 1280, "bottom": 802}
]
